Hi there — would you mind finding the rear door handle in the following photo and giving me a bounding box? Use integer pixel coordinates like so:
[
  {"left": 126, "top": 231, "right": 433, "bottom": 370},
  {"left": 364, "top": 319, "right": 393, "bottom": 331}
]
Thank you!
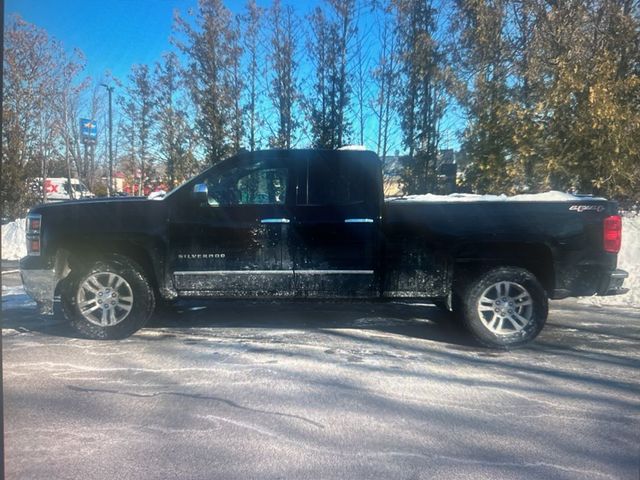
[
  {"left": 344, "top": 218, "right": 374, "bottom": 223},
  {"left": 261, "top": 218, "right": 291, "bottom": 224}
]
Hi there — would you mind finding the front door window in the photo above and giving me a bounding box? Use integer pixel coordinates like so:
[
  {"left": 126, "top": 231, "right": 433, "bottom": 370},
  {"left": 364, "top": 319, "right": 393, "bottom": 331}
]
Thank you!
[{"left": 206, "top": 164, "right": 287, "bottom": 207}]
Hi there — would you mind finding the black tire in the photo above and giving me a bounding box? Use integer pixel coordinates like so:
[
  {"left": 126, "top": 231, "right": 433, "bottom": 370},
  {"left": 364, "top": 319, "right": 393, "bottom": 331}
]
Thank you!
[
  {"left": 458, "top": 267, "right": 548, "bottom": 348},
  {"left": 61, "top": 255, "right": 155, "bottom": 339}
]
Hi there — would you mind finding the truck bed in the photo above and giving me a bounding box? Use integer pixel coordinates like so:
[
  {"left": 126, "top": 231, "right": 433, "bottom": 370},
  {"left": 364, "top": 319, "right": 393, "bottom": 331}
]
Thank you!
[{"left": 383, "top": 196, "right": 619, "bottom": 298}]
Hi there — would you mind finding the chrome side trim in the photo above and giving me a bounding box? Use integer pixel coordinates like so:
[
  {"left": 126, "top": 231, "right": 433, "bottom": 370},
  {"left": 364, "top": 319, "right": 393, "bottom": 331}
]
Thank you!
[
  {"left": 174, "top": 270, "right": 373, "bottom": 275},
  {"left": 174, "top": 270, "right": 292, "bottom": 275},
  {"left": 177, "top": 290, "right": 297, "bottom": 298},
  {"left": 296, "top": 270, "right": 374, "bottom": 274},
  {"left": 261, "top": 218, "right": 290, "bottom": 224},
  {"left": 344, "top": 218, "right": 374, "bottom": 223}
]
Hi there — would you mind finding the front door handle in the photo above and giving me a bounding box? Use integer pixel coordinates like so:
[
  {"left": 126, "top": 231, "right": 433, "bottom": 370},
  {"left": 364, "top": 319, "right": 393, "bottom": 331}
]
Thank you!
[
  {"left": 344, "top": 218, "right": 374, "bottom": 223},
  {"left": 261, "top": 218, "right": 291, "bottom": 224}
]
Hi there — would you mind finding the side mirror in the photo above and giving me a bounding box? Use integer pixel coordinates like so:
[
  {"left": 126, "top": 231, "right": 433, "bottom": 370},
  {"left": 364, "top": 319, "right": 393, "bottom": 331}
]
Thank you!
[{"left": 192, "top": 183, "right": 209, "bottom": 204}]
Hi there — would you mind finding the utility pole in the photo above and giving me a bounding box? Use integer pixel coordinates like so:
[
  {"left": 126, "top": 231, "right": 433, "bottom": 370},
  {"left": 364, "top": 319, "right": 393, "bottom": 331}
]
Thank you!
[
  {"left": 63, "top": 86, "right": 75, "bottom": 200},
  {"left": 101, "top": 84, "right": 114, "bottom": 196}
]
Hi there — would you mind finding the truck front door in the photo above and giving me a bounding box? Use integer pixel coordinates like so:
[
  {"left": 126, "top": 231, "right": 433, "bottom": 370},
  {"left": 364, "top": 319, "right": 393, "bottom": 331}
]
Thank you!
[{"left": 169, "top": 155, "right": 294, "bottom": 296}]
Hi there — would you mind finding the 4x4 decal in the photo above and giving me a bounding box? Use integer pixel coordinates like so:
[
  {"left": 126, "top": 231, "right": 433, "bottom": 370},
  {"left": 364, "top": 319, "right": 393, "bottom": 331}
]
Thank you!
[{"left": 569, "top": 204, "right": 605, "bottom": 213}]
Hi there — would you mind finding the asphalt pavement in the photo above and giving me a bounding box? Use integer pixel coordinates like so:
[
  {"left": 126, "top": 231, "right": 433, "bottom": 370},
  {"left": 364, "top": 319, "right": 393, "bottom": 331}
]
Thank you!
[{"left": 2, "top": 267, "right": 639, "bottom": 480}]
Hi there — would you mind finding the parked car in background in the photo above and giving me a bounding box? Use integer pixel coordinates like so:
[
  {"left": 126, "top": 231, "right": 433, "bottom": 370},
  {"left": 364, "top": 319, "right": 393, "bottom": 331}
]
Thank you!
[{"left": 28, "top": 178, "right": 95, "bottom": 202}]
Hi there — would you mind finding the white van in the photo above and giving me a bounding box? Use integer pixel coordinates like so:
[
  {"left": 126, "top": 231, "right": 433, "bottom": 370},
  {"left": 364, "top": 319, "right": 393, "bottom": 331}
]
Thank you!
[{"left": 30, "top": 178, "right": 95, "bottom": 202}]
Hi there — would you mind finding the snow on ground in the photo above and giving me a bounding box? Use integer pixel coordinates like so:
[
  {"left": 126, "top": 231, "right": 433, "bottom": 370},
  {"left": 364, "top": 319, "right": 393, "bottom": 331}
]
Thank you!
[
  {"left": 580, "top": 212, "right": 640, "bottom": 309},
  {"left": 387, "top": 190, "right": 605, "bottom": 203},
  {"left": 2, "top": 218, "right": 26, "bottom": 261}
]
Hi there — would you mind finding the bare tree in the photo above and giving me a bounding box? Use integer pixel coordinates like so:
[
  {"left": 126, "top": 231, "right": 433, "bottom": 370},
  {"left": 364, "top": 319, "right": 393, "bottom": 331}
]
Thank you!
[
  {"left": 2, "top": 16, "right": 71, "bottom": 215},
  {"left": 372, "top": 2, "right": 399, "bottom": 161},
  {"left": 351, "top": 16, "right": 373, "bottom": 146}
]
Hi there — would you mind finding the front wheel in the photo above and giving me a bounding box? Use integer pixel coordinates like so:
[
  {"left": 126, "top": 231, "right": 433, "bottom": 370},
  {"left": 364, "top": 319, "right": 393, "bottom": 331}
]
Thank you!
[
  {"left": 61, "top": 256, "right": 155, "bottom": 339},
  {"left": 459, "top": 267, "right": 548, "bottom": 348}
]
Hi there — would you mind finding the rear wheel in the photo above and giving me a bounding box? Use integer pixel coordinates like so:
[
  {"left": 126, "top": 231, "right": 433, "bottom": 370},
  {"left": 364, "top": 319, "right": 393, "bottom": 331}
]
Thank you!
[
  {"left": 459, "top": 267, "right": 547, "bottom": 348},
  {"left": 62, "top": 256, "right": 155, "bottom": 339}
]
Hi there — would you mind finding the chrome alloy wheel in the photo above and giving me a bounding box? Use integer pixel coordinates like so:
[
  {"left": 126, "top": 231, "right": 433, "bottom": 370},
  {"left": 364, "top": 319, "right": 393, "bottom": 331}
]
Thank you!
[
  {"left": 76, "top": 272, "right": 134, "bottom": 327},
  {"left": 476, "top": 281, "right": 533, "bottom": 335}
]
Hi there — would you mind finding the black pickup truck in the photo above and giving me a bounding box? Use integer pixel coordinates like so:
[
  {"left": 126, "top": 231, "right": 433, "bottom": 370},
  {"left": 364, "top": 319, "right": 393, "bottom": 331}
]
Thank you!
[{"left": 20, "top": 149, "right": 628, "bottom": 347}]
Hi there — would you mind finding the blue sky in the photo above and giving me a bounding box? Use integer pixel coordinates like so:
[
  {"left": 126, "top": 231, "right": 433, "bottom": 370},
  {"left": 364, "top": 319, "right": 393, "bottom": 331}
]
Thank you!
[
  {"left": 5, "top": 0, "right": 462, "bottom": 152},
  {"left": 5, "top": 0, "right": 327, "bottom": 87},
  {"left": 5, "top": 0, "right": 199, "bottom": 83}
]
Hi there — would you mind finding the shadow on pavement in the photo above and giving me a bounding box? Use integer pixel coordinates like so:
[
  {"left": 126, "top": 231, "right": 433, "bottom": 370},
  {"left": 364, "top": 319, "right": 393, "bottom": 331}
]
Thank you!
[{"left": 1, "top": 298, "right": 476, "bottom": 347}]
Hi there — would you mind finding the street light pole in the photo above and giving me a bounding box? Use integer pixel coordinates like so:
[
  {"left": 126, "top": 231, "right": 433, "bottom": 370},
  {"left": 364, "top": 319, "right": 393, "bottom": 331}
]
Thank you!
[{"left": 101, "top": 84, "right": 114, "bottom": 196}]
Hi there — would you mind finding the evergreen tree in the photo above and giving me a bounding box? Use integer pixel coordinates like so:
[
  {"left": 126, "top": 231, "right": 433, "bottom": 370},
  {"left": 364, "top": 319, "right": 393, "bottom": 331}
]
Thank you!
[
  {"left": 174, "top": 0, "right": 240, "bottom": 165},
  {"left": 230, "top": 15, "right": 244, "bottom": 153},
  {"left": 329, "top": 0, "right": 357, "bottom": 147},
  {"left": 452, "top": 0, "right": 513, "bottom": 194},
  {"left": 394, "top": 0, "right": 448, "bottom": 194},
  {"left": 242, "top": 0, "right": 264, "bottom": 151},
  {"left": 268, "top": 0, "right": 298, "bottom": 148},
  {"left": 154, "top": 52, "right": 198, "bottom": 187},
  {"left": 119, "top": 64, "right": 155, "bottom": 194},
  {"left": 523, "top": 0, "right": 640, "bottom": 199},
  {"left": 504, "top": 0, "right": 544, "bottom": 191},
  {"left": 307, "top": 1, "right": 356, "bottom": 149},
  {"left": 307, "top": 7, "right": 334, "bottom": 148}
]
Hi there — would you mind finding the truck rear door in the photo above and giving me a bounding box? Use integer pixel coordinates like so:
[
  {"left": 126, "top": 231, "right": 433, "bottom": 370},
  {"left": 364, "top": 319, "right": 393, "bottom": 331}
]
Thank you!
[{"left": 290, "top": 151, "right": 381, "bottom": 297}]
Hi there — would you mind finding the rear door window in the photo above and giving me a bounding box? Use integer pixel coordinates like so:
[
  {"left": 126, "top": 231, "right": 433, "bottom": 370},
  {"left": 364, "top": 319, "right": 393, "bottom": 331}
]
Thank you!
[{"left": 297, "top": 155, "right": 367, "bottom": 206}]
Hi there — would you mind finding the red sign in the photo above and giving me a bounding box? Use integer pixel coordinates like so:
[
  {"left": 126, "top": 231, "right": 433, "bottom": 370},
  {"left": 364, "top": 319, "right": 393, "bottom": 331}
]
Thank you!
[{"left": 44, "top": 180, "right": 58, "bottom": 193}]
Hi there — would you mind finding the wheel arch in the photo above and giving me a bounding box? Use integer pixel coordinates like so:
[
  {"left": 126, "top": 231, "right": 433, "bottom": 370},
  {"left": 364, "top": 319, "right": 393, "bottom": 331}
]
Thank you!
[
  {"left": 54, "top": 236, "right": 163, "bottom": 295},
  {"left": 452, "top": 241, "right": 555, "bottom": 294}
]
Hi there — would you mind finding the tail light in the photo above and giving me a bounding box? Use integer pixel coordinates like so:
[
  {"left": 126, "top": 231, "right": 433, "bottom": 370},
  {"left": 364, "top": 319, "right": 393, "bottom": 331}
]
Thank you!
[
  {"left": 26, "top": 213, "right": 42, "bottom": 256},
  {"left": 603, "top": 215, "right": 622, "bottom": 253}
]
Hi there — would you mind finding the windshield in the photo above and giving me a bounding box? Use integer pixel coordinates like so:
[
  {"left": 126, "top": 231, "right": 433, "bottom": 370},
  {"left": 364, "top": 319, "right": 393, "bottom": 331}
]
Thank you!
[{"left": 63, "top": 181, "right": 89, "bottom": 194}]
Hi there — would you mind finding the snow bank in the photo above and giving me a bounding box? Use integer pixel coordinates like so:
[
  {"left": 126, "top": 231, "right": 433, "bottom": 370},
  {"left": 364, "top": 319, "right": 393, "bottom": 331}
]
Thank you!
[
  {"left": 148, "top": 190, "right": 167, "bottom": 200},
  {"left": 337, "top": 145, "right": 368, "bottom": 151},
  {"left": 580, "top": 212, "right": 640, "bottom": 309},
  {"left": 387, "top": 191, "right": 605, "bottom": 203},
  {"left": 1, "top": 218, "right": 26, "bottom": 261}
]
